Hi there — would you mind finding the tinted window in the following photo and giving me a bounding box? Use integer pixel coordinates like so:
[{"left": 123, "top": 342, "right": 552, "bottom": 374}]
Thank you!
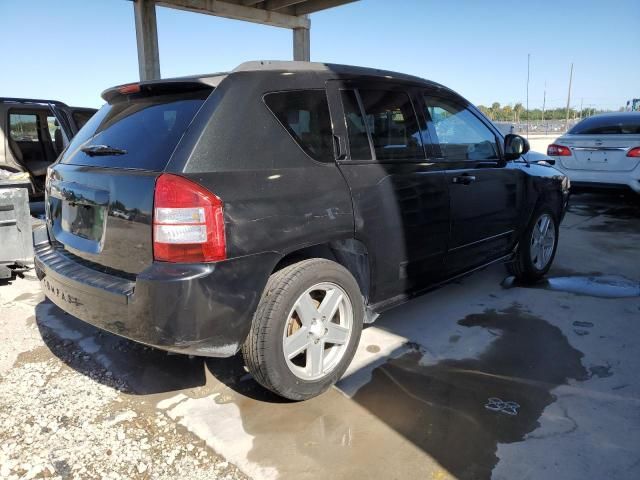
[
  {"left": 424, "top": 97, "right": 499, "bottom": 161},
  {"left": 72, "top": 110, "right": 95, "bottom": 130},
  {"left": 9, "top": 113, "right": 39, "bottom": 142},
  {"left": 358, "top": 90, "right": 424, "bottom": 161},
  {"left": 264, "top": 90, "right": 333, "bottom": 162},
  {"left": 61, "top": 90, "right": 210, "bottom": 170},
  {"left": 341, "top": 90, "right": 373, "bottom": 160},
  {"left": 568, "top": 115, "right": 640, "bottom": 134}
]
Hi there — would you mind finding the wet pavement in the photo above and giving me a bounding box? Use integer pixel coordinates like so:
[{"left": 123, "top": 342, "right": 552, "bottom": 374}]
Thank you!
[{"left": 1, "top": 192, "right": 640, "bottom": 479}]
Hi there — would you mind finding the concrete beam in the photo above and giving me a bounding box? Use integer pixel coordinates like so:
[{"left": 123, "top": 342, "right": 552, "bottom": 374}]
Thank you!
[
  {"left": 134, "top": 0, "right": 161, "bottom": 81},
  {"left": 295, "top": 0, "right": 357, "bottom": 15},
  {"left": 264, "top": 0, "right": 306, "bottom": 10},
  {"left": 293, "top": 22, "right": 310, "bottom": 61},
  {"left": 157, "top": 0, "right": 310, "bottom": 29}
]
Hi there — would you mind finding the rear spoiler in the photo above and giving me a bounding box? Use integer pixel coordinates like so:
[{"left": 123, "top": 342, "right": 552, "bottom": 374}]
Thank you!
[{"left": 101, "top": 75, "right": 227, "bottom": 103}]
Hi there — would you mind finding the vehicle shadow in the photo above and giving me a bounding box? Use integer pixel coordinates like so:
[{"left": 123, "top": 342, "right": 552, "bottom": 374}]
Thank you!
[{"left": 34, "top": 298, "right": 289, "bottom": 401}]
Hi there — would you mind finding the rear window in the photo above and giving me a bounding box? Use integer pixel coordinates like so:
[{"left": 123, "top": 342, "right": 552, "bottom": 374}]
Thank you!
[
  {"left": 568, "top": 115, "right": 640, "bottom": 135},
  {"left": 61, "top": 90, "right": 211, "bottom": 170},
  {"left": 264, "top": 90, "right": 334, "bottom": 162}
]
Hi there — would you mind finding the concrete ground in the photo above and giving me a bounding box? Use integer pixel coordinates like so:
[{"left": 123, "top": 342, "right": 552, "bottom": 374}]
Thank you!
[{"left": 1, "top": 192, "right": 639, "bottom": 480}]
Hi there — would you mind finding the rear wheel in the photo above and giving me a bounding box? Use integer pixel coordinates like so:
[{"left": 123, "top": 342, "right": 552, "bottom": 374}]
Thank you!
[
  {"left": 242, "top": 259, "right": 363, "bottom": 401},
  {"left": 507, "top": 206, "right": 559, "bottom": 282}
]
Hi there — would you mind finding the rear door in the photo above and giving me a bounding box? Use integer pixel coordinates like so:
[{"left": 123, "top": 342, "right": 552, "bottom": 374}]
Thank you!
[
  {"left": 46, "top": 86, "right": 212, "bottom": 275},
  {"left": 420, "top": 93, "right": 526, "bottom": 275},
  {"left": 327, "top": 80, "right": 449, "bottom": 304}
]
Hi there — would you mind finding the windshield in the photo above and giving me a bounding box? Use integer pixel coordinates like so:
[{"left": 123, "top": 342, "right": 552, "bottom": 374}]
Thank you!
[{"left": 60, "top": 89, "right": 211, "bottom": 170}]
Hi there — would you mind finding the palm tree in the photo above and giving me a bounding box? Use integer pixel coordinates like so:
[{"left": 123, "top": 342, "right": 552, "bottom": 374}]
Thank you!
[{"left": 514, "top": 103, "right": 524, "bottom": 123}]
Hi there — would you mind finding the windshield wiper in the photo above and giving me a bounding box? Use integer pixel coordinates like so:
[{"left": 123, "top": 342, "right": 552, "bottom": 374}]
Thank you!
[{"left": 81, "top": 144, "right": 127, "bottom": 156}]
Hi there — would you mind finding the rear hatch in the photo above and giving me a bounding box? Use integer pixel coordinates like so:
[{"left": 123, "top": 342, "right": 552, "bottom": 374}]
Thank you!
[
  {"left": 558, "top": 134, "right": 640, "bottom": 172},
  {"left": 46, "top": 82, "right": 214, "bottom": 275}
]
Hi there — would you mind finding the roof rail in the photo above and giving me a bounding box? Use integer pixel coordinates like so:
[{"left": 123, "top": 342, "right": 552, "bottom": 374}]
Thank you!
[{"left": 0, "top": 97, "right": 69, "bottom": 107}]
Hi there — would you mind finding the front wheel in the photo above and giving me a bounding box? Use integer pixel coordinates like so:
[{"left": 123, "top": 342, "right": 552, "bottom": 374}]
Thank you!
[
  {"left": 507, "top": 206, "right": 559, "bottom": 282},
  {"left": 242, "top": 259, "right": 363, "bottom": 401}
]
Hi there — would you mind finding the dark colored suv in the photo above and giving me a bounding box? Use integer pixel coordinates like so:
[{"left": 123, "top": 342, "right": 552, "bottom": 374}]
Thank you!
[{"left": 34, "top": 61, "right": 569, "bottom": 400}]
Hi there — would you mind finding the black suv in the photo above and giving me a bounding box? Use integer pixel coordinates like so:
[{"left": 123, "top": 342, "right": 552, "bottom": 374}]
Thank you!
[{"left": 35, "top": 61, "right": 569, "bottom": 400}]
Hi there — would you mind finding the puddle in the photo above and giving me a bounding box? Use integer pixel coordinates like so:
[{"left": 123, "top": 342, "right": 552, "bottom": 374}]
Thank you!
[
  {"left": 352, "top": 306, "right": 588, "bottom": 480},
  {"left": 567, "top": 196, "right": 640, "bottom": 234},
  {"left": 503, "top": 275, "right": 640, "bottom": 298}
]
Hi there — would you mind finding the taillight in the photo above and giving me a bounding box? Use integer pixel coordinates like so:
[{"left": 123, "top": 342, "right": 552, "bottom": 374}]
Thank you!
[
  {"left": 153, "top": 174, "right": 225, "bottom": 263},
  {"left": 627, "top": 147, "right": 640, "bottom": 157},
  {"left": 547, "top": 144, "right": 572, "bottom": 156}
]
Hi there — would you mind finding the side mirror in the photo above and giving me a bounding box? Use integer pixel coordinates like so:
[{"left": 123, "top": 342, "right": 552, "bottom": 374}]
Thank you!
[{"left": 504, "top": 134, "right": 530, "bottom": 160}]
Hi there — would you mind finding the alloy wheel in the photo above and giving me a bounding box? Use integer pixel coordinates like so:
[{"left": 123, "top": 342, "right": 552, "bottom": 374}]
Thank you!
[
  {"left": 282, "top": 282, "right": 353, "bottom": 381},
  {"left": 530, "top": 213, "right": 556, "bottom": 270}
]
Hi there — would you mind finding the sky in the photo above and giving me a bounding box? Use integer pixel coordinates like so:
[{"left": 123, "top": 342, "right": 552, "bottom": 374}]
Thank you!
[{"left": 1, "top": 0, "right": 638, "bottom": 110}]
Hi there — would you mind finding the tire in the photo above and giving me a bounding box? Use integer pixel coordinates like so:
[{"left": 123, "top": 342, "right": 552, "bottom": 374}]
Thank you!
[
  {"left": 242, "top": 258, "right": 364, "bottom": 401},
  {"left": 507, "top": 205, "right": 559, "bottom": 282}
]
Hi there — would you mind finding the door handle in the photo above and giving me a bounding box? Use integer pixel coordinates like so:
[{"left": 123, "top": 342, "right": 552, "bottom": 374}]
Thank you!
[
  {"left": 452, "top": 174, "right": 477, "bottom": 185},
  {"left": 333, "top": 135, "right": 347, "bottom": 160}
]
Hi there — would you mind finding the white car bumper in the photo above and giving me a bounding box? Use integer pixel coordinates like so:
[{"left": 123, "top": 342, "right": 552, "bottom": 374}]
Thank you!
[{"left": 553, "top": 162, "right": 640, "bottom": 193}]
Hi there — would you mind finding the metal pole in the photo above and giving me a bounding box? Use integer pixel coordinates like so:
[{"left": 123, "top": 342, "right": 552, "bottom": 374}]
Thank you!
[
  {"left": 542, "top": 81, "right": 546, "bottom": 134},
  {"left": 526, "top": 53, "right": 530, "bottom": 138},
  {"left": 565, "top": 63, "right": 573, "bottom": 132}
]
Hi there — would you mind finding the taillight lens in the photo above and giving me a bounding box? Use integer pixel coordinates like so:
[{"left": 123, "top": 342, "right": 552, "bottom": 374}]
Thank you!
[
  {"left": 153, "top": 174, "right": 225, "bottom": 263},
  {"left": 547, "top": 144, "right": 572, "bottom": 156},
  {"left": 627, "top": 147, "right": 640, "bottom": 157}
]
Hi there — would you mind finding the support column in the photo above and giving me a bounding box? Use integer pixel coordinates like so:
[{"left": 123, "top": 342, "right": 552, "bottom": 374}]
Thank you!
[
  {"left": 292, "top": 21, "right": 310, "bottom": 61},
  {"left": 134, "top": 0, "right": 161, "bottom": 81}
]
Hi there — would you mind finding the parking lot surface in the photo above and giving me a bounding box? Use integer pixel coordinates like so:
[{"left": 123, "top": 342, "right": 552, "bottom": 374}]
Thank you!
[{"left": 1, "top": 192, "right": 639, "bottom": 480}]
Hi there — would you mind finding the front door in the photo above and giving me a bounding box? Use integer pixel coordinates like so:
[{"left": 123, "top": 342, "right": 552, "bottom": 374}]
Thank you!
[
  {"left": 421, "top": 94, "right": 526, "bottom": 276},
  {"left": 327, "top": 80, "right": 450, "bottom": 304}
]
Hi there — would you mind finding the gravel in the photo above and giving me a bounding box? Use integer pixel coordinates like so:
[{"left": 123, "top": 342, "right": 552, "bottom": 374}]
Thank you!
[{"left": 0, "top": 272, "right": 249, "bottom": 480}]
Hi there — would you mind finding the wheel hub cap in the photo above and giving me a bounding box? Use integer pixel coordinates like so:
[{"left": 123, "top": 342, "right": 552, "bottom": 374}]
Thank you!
[{"left": 309, "top": 319, "right": 326, "bottom": 340}]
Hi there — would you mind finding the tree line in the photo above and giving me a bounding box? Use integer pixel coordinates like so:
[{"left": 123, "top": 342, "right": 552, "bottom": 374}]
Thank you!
[{"left": 476, "top": 102, "right": 612, "bottom": 122}]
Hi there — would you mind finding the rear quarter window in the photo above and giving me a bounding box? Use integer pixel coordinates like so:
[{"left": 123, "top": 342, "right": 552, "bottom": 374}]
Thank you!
[
  {"left": 568, "top": 115, "right": 640, "bottom": 135},
  {"left": 263, "top": 90, "right": 334, "bottom": 162},
  {"left": 61, "top": 90, "right": 211, "bottom": 170}
]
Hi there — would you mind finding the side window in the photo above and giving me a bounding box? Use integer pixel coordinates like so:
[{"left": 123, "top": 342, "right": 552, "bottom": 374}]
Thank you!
[
  {"left": 264, "top": 90, "right": 334, "bottom": 162},
  {"left": 73, "top": 110, "right": 95, "bottom": 130},
  {"left": 358, "top": 89, "right": 424, "bottom": 161},
  {"left": 341, "top": 90, "right": 373, "bottom": 160},
  {"left": 9, "top": 113, "right": 40, "bottom": 142},
  {"left": 423, "top": 96, "right": 499, "bottom": 161}
]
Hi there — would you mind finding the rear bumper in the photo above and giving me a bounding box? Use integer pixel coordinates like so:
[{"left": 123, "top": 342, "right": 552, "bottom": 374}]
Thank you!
[
  {"left": 554, "top": 163, "right": 640, "bottom": 193},
  {"left": 34, "top": 243, "right": 278, "bottom": 357}
]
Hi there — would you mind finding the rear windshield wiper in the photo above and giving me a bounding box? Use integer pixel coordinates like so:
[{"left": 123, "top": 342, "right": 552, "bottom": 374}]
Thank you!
[{"left": 81, "top": 144, "right": 127, "bottom": 156}]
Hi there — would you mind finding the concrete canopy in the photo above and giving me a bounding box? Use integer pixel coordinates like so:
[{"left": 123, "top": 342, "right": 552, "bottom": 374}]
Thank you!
[{"left": 132, "top": 0, "right": 359, "bottom": 81}]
